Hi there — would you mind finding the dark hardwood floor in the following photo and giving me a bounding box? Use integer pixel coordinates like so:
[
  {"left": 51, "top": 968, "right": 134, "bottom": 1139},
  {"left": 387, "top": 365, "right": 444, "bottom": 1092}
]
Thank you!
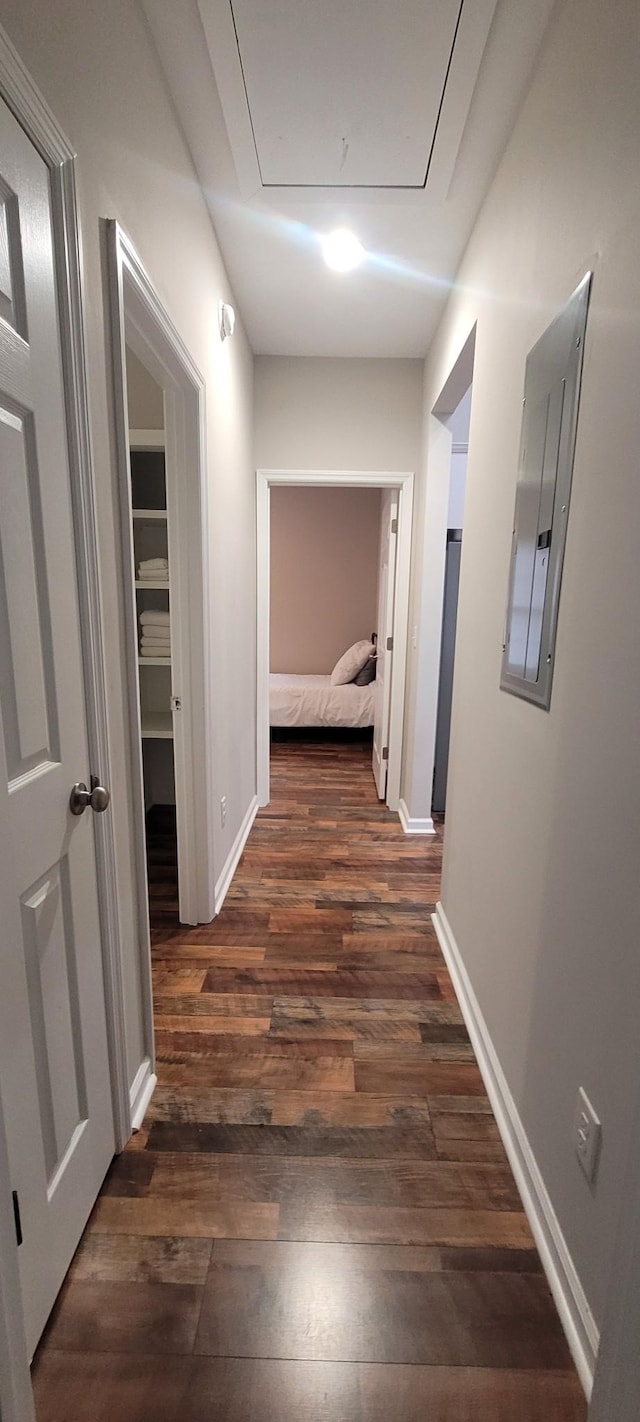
[{"left": 32, "top": 739, "right": 586, "bottom": 1420}]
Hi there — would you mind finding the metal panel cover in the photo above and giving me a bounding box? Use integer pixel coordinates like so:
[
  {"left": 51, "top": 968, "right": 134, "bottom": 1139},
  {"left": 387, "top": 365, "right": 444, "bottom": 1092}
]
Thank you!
[{"left": 501, "top": 274, "right": 591, "bottom": 709}]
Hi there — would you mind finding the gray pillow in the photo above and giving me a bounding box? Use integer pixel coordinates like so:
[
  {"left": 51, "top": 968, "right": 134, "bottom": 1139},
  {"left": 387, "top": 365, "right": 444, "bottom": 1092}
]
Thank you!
[
  {"left": 330, "top": 639, "right": 375, "bottom": 685},
  {"left": 352, "top": 656, "right": 377, "bottom": 686}
]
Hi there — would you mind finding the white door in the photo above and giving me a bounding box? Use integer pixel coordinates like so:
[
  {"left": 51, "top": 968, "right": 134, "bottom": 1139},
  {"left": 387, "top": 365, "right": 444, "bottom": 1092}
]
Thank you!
[
  {"left": 0, "top": 99, "right": 114, "bottom": 1356},
  {"left": 372, "top": 491, "right": 398, "bottom": 799}
]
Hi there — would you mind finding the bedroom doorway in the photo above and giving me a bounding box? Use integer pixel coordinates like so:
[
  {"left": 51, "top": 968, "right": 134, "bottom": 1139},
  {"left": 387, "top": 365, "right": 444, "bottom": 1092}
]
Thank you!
[{"left": 256, "top": 470, "right": 414, "bottom": 815}]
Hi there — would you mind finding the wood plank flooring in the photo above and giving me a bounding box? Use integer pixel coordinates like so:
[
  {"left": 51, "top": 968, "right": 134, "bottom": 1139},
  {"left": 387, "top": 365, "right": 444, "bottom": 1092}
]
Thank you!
[{"left": 32, "top": 739, "right": 586, "bottom": 1421}]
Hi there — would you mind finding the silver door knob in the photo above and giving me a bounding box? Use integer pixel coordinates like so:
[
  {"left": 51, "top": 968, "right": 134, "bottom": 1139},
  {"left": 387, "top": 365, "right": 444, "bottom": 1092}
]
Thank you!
[
  {"left": 90, "top": 783, "right": 111, "bottom": 812},
  {"left": 69, "top": 781, "right": 111, "bottom": 816}
]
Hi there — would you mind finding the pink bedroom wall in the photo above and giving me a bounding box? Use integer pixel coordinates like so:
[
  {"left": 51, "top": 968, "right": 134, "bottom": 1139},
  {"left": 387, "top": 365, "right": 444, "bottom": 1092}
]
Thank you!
[{"left": 270, "top": 485, "right": 382, "bottom": 673}]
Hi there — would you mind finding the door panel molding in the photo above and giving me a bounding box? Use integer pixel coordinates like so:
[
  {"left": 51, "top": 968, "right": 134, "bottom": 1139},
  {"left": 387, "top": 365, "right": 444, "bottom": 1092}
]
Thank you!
[
  {"left": 256, "top": 468, "right": 414, "bottom": 813},
  {"left": 0, "top": 23, "right": 126, "bottom": 1421},
  {"left": 0, "top": 27, "right": 129, "bottom": 1154}
]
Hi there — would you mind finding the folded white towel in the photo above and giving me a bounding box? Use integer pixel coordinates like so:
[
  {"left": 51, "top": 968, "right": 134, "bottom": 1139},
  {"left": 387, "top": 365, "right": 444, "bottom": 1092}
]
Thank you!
[
  {"left": 141, "top": 638, "right": 170, "bottom": 650},
  {"left": 138, "top": 571, "right": 169, "bottom": 582},
  {"left": 140, "top": 626, "right": 171, "bottom": 641},
  {"left": 140, "top": 645, "right": 171, "bottom": 658},
  {"left": 139, "top": 609, "right": 170, "bottom": 626},
  {"left": 139, "top": 557, "right": 168, "bottom": 570}
]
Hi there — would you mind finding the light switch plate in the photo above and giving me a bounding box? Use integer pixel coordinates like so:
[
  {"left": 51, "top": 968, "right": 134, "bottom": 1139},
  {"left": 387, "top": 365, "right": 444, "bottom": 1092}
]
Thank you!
[{"left": 572, "top": 1087, "right": 601, "bottom": 1183}]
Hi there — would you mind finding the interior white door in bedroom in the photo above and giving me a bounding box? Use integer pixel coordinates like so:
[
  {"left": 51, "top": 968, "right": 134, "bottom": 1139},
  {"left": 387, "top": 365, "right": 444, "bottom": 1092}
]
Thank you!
[
  {"left": 372, "top": 490, "right": 398, "bottom": 799},
  {"left": 0, "top": 97, "right": 114, "bottom": 1356}
]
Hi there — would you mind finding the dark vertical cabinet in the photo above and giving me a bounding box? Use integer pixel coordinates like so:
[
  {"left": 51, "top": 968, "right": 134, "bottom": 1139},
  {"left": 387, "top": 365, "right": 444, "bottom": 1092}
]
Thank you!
[{"left": 432, "top": 529, "right": 462, "bottom": 815}]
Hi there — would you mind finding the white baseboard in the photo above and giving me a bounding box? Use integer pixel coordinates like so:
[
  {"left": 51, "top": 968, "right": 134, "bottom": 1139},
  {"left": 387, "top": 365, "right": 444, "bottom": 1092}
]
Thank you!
[
  {"left": 214, "top": 794, "right": 259, "bottom": 915},
  {"left": 398, "top": 797, "right": 435, "bottom": 835},
  {"left": 432, "top": 901, "right": 598, "bottom": 1398},
  {"left": 129, "top": 1058, "right": 157, "bottom": 1132}
]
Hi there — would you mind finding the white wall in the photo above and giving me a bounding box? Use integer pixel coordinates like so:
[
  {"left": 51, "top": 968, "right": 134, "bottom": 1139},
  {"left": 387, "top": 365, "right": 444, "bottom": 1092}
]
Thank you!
[
  {"left": 255, "top": 357, "right": 423, "bottom": 472},
  {"left": 126, "top": 346, "right": 164, "bottom": 429},
  {"left": 446, "top": 451, "right": 467, "bottom": 528},
  {"left": 410, "top": 0, "right": 640, "bottom": 1342},
  {"left": 446, "top": 387, "right": 471, "bottom": 528},
  {"left": 0, "top": 0, "right": 256, "bottom": 1103},
  {"left": 270, "top": 485, "right": 381, "bottom": 674}
]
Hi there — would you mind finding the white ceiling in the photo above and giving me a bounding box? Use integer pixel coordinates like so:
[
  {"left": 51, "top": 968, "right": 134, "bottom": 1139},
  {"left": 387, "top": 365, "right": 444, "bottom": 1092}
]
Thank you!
[
  {"left": 142, "top": 0, "right": 556, "bottom": 357},
  {"left": 216, "top": 0, "right": 465, "bottom": 189}
]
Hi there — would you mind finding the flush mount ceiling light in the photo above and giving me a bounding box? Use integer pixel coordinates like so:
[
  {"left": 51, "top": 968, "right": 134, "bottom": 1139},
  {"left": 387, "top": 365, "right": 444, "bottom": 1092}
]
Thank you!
[
  {"left": 219, "top": 300, "right": 236, "bottom": 340},
  {"left": 322, "top": 228, "right": 365, "bottom": 273}
]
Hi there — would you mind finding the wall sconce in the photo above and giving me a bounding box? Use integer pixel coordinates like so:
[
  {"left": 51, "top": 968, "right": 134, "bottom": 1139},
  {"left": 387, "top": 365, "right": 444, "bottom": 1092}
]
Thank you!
[{"left": 219, "top": 301, "right": 236, "bottom": 341}]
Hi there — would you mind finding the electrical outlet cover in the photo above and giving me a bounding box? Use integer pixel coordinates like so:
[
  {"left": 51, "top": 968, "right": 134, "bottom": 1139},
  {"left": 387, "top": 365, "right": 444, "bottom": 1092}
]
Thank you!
[{"left": 572, "top": 1087, "right": 601, "bottom": 1184}]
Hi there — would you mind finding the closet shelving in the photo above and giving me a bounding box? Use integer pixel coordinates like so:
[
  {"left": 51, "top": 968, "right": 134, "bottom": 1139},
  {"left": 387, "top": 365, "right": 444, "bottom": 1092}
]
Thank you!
[
  {"left": 130, "top": 428, "right": 173, "bottom": 741},
  {"left": 140, "top": 711, "right": 173, "bottom": 739}
]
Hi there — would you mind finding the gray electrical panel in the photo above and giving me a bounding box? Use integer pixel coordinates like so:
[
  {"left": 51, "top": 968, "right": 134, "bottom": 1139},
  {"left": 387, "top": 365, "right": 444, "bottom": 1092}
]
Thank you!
[{"left": 501, "top": 273, "right": 591, "bottom": 709}]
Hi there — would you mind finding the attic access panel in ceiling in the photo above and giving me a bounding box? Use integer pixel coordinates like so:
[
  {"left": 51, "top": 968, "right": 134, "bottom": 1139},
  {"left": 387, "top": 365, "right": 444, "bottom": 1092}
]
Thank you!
[{"left": 227, "top": 0, "right": 466, "bottom": 189}]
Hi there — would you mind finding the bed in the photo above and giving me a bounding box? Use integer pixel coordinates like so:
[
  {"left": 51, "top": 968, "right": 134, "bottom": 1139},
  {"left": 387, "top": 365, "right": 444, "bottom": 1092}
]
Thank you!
[{"left": 270, "top": 672, "right": 375, "bottom": 729}]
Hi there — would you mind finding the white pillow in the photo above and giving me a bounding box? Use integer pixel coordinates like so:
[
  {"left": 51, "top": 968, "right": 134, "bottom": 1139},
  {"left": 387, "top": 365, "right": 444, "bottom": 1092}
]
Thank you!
[{"left": 330, "top": 639, "right": 375, "bottom": 686}]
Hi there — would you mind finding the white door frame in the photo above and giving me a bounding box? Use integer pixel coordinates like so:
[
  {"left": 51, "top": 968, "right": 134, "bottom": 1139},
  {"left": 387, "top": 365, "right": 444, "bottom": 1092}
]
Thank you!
[
  {"left": 372, "top": 490, "right": 399, "bottom": 801},
  {"left": 106, "top": 223, "right": 213, "bottom": 932},
  {"left": 106, "top": 224, "right": 214, "bottom": 1130},
  {"left": 0, "top": 23, "right": 125, "bottom": 1422},
  {"left": 404, "top": 329, "right": 476, "bottom": 829},
  {"left": 256, "top": 469, "right": 414, "bottom": 812}
]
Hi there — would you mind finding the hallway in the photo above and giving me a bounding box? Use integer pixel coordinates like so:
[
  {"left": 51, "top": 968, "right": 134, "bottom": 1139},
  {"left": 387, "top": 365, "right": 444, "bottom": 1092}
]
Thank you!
[{"left": 32, "top": 741, "right": 585, "bottom": 1420}]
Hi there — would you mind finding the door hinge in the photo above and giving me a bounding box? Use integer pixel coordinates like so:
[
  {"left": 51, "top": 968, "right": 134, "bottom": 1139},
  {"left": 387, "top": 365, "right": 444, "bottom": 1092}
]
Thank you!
[
  {"left": 386, "top": 636, "right": 393, "bottom": 652},
  {"left": 382, "top": 746, "right": 389, "bottom": 761},
  {"left": 391, "top": 517, "right": 398, "bottom": 534},
  {"left": 12, "top": 1190, "right": 22, "bottom": 1247}
]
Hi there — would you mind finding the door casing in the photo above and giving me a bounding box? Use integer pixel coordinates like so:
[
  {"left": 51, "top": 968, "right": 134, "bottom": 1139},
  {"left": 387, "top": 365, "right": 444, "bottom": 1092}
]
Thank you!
[
  {"left": 256, "top": 468, "right": 414, "bottom": 813},
  {"left": 405, "top": 326, "right": 476, "bottom": 832},
  {"left": 372, "top": 491, "right": 400, "bottom": 799},
  {"left": 105, "top": 223, "right": 214, "bottom": 1129}
]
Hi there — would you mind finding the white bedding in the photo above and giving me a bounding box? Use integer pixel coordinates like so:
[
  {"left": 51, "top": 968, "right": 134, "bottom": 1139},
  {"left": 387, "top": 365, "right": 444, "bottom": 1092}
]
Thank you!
[{"left": 270, "top": 673, "right": 375, "bottom": 728}]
